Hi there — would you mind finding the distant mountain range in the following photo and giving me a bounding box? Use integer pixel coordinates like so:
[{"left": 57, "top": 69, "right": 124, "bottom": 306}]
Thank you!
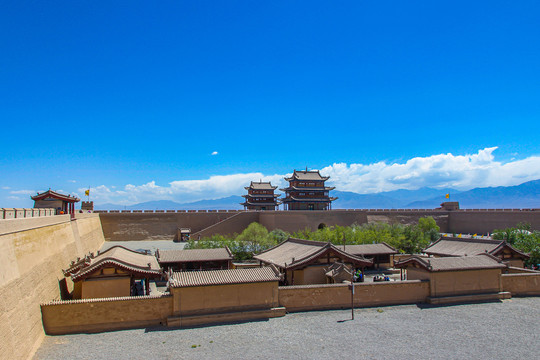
[{"left": 95, "top": 179, "right": 540, "bottom": 210}]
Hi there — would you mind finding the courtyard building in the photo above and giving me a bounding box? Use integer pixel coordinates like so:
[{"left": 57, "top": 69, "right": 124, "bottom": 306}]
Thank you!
[
  {"left": 63, "top": 245, "right": 162, "bottom": 299},
  {"left": 423, "top": 235, "right": 530, "bottom": 267},
  {"left": 394, "top": 253, "right": 510, "bottom": 304},
  {"left": 254, "top": 237, "right": 372, "bottom": 285}
]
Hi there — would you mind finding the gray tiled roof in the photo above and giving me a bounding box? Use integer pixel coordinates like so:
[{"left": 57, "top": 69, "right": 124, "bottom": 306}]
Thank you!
[
  {"left": 285, "top": 170, "right": 329, "bottom": 181},
  {"left": 254, "top": 238, "right": 372, "bottom": 269},
  {"left": 395, "top": 254, "right": 507, "bottom": 272},
  {"left": 169, "top": 266, "right": 280, "bottom": 287},
  {"left": 337, "top": 243, "right": 398, "bottom": 256},
  {"left": 68, "top": 246, "right": 161, "bottom": 281},
  {"left": 157, "top": 248, "right": 233, "bottom": 264},
  {"left": 246, "top": 181, "right": 278, "bottom": 190},
  {"left": 423, "top": 237, "right": 528, "bottom": 258},
  {"left": 254, "top": 238, "right": 327, "bottom": 268}
]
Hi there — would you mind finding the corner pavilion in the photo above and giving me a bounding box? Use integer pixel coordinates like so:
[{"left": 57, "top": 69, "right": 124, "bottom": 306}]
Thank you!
[{"left": 31, "top": 189, "right": 80, "bottom": 216}]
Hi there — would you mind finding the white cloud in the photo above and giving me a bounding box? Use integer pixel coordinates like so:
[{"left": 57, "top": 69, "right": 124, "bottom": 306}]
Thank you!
[
  {"left": 8, "top": 196, "right": 20, "bottom": 200},
  {"left": 10, "top": 189, "right": 36, "bottom": 195},
  {"left": 1, "top": 186, "right": 11, "bottom": 190},
  {"left": 211, "top": 151, "right": 218, "bottom": 156},
  {"left": 88, "top": 148, "right": 540, "bottom": 205},
  {"left": 321, "top": 147, "right": 540, "bottom": 193},
  {"left": 68, "top": 180, "right": 77, "bottom": 183}
]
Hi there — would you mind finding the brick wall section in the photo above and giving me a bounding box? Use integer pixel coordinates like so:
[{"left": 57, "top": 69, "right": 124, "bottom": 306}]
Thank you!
[
  {"left": 41, "top": 295, "right": 173, "bottom": 335},
  {"left": 502, "top": 273, "right": 540, "bottom": 296},
  {"left": 0, "top": 214, "right": 105, "bottom": 360},
  {"left": 278, "top": 280, "right": 430, "bottom": 312}
]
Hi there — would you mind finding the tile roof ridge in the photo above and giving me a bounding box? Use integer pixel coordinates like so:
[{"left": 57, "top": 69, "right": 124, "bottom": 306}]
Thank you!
[
  {"left": 288, "top": 237, "right": 328, "bottom": 246},
  {"left": 41, "top": 293, "right": 171, "bottom": 306},
  {"left": 99, "top": 245, "right": 151, "bottom": 257}
]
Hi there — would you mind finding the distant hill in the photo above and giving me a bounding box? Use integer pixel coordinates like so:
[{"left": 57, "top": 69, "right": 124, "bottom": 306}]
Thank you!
[
  {"left": 333, "top": 187, "right": 459, "bottom": 209},
  {"left": 96, "top": 196, "right": 244, "bottom": 211},
  {"left": 406, "top": 179, "right": 540, "bottom": 209},
  {"left": 95, "top": 180, "right": 540, "bottom": 210}
]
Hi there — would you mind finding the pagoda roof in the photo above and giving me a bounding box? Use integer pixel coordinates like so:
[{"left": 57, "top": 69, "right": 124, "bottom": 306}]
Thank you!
[
  {"left": 245, "top": 181, "right": 278, "bottom": 190},
  {"left": 284, "top": 169, "right": 330, "bottom": 182},
  {"left": 241, "top": 201, "right": 282, "bottom": 206},
  {"left": 281, "top": 196, "right": 338, "bottom": 203},
  {"left": 31, "top": 189, "right": 80, "bottom": 203},
  {"left": 254, "top": 237, "right": 372, "bottom": 270},
  {"left": 280, "top": 186, "right": 336, "bottom": 192},
  {"left": 242, "top": 194, "right": 280, "bottom": 198}
]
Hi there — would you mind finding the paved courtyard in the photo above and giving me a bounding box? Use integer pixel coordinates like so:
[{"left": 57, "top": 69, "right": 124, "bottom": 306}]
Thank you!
[{"left": 35, "top": 297, "right": 540, "bottom": 360}]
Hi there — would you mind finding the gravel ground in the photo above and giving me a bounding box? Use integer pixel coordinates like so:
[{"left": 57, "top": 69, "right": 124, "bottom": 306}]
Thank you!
[{"left": 35, "top": 297, "right": 540, "bottom": 360}]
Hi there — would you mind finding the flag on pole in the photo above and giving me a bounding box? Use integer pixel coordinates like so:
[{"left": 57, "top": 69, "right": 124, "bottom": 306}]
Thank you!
[
  {"left": 85, "top": 189, "right": 90, "bottom": 196},
  {"left": 445, "top": 193, "right": 450, "bottom": 199}
]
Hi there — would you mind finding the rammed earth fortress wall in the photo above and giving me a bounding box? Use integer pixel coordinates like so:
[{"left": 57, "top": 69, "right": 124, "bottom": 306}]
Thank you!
[
  {"left": 98, "top": 208, "right": 540, "bottom": 241},
  {"left": 0, "top": 213, "right": 105, "bottom": 360}
]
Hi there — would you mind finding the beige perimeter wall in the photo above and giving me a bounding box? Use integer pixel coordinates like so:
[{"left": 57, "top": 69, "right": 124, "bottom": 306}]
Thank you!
[
  {"left": 41, "top": 295, "right": 173, "bottom": 335},
  {"left": 502, "top": 273, "right": 540, "bottom": 296},
  {"left": 0, "top": 214, "right": 105, "bottom": 360},
  {"left": 171, "top": 281, "right": 280, "bottom": 316},
  {"left": 279, "top": 280, "right": 429, "bottom": 312}
]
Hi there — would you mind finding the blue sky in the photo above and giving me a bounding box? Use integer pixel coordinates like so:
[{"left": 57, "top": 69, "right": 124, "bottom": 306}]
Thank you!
[{"left": 1, "top": 1, "right": 539, "bottom": 207}]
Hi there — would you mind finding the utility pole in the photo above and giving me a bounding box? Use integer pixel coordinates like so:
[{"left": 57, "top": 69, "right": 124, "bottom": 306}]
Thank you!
[{"left": 350, "top": 266, "right": 355, "bottom": 320}]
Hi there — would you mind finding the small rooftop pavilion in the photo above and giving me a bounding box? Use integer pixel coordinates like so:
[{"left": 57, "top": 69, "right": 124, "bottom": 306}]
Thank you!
[
  {"left": 254, "top": 238, "right": 372, "bottom": 285},
  {"left": 31, "top": 189, "right": 80, "bottom": 216},
  {"left": 63, "top": 245, "right": 162, "bottom": 299}
]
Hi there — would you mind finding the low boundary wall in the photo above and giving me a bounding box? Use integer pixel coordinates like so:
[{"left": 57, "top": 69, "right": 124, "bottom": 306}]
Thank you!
[
  {"left": 41, "top": 295, "right": 173, "bottom": 335},
  {"left": 502, "top": 273, "right": 540, "bottom": 296},
  {"left": 278, "top": 280, "right": 430, "bottom": 312},
  {"left": 1, "top": 207, "right": 55, "bottom": 219}
]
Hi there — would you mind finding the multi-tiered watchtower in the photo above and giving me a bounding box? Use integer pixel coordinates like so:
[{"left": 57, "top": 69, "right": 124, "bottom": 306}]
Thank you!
[
  {"left": 280, "top": 169, "right": 337, "bottom": 210},
  {"left": 241, "top": 181, "right": 281, "bottom": 211}
]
